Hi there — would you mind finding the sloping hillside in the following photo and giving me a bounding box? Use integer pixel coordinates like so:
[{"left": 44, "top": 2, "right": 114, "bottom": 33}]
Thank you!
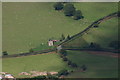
[
  {"left": 62, "top": 15, "right": 118, "bottom": 49},
  {"left": 2, "top": 53, "right": 70, "bottom": 78},
  {"left": 66, "top": 50, "right": 118, "bottom": 78},
  {"left": 3, "top": 2, "right": 118, "bottom": 54}
]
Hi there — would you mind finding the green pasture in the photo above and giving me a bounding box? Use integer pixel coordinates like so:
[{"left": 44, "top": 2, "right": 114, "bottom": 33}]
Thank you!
[
  {"left": 63, "top": 17, "right": 118, "bottom": 49},
  {"left": 2, "top": 2, "right": 118, "bottom": 54},
  {"left": 66, "top": 50, "right": 118, "bottom": 78},
  {"left": 83, "top": 17, "right": 118, "bottom": 49},
  {"left": 74, "top": 2, "right": 118, "bottom": 21},
  {"left": 2, "top": 53, "right": 70, "bottom": 78}
]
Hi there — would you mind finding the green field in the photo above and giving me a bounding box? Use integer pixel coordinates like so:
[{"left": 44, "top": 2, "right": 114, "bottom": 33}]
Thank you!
[
  {"left": 66, "top": 50, "right": 118, "bottom": 78},
  {"left": 2, "top": 2, "right": 118, "bottom": 54},
  {"left": 63, "top": 17, "right": 118, "bottom": 49},
  {"left": 2, "top": 53, "right": 70, "bottom": 77},
  {"left": 83, "top": 17, "right": 118, "bottom": 49}
]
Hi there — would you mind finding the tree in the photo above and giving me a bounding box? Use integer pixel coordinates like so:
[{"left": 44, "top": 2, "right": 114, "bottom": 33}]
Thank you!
[
  {"left": 93, "top": 23, "right": 99, "bottom": 28},
  {"left": 67, "top": 35, "right": 71, "bottom": 40},
  {"left": 29, "top": 48, "right": 34, "bottom": 53},
  {"left": 59, "top": 49, "right": 67, "bottom": 56},
  {"left": 109, "top": 41, "right": 120, "bottom": 49},
  {"left": 89, "top": 42, "right": 101, "bottom": 50},
  {"left": 67, "top": 60, "right": 72, "bottom": 65},
  {"left": 81, "top": 65, "right": 87, "bottom": 71},
  {"left": 53, "top": 2, "right": 64, "bottom": 10},
  {"left": 58, "top": 69, "right": 69, "bottom": 77},
  {"left": 2, "top": 51, "right": 8, "bottom": 56},
  {"left": 118, "top": 11, "right": 120, "bottom": 17},
  {"left": 63, "top": 3, "right": 76, "bottom": 16},
  {"left": 71, "top": 63, "right": 78, "bottom": 68},
  {"left": 61, "top": 34, "right": 65, "bottom": 41},
  {"left": 62, "top": 57, "right": 68, "bottom": 61},
  {"left": 73, "top": 10, "right": 83, "bottom": 20}
]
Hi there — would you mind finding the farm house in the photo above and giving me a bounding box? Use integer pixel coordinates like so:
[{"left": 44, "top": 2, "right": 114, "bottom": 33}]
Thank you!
[{"left": 48, "top": 40, "right": 59, "bottom": 46}]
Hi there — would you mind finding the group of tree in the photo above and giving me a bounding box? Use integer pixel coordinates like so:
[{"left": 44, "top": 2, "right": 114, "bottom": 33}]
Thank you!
[
  {"left": 60, "top": 34, "right": 71, "bottom": 42},
  {"left": 67, "top": 60, "right": 78, "bottom": 68},
  {"left": 53, "top": 3, "right": 84, "bottom": 20},
  {"left": 59, "top": 49, "right": 78, "bottom": 68}
]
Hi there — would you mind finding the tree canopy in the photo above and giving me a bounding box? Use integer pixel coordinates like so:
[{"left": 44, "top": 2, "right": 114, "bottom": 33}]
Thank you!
[
  {"left": 63, "top": 4, "right": 76, "bottom": 16},
  {"left": 53, "top": 2, "right": 64, "bottom": 10},
  {"left": 73, "top": 10, "right": 83, "bottom": 20}
]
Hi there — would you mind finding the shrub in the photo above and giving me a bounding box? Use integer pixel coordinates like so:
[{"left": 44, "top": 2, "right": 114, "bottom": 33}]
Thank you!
[
  {"left": 29, "top": 48, "right": 34, "bottom": 53},
  {"left": 2, "top": 51, "right": 8, "bottom": 56}
]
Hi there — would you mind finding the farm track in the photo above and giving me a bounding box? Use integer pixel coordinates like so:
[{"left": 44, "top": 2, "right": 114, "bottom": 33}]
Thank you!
[{"left": 58, "top": 12, "right": 119, "bottom": 46}]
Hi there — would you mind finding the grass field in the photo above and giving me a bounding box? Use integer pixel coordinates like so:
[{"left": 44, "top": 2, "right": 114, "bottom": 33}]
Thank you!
[
  {"left": 2, "top": 2, "right": 118, "bottom": 54},
  {"left": 66, "top": 50, "right": 118, "bottom": 78},
  {"left": 63, "top": 17, "right": 118, "bottom": 49},
  {"left": 83, "top": 17, "right": 118, "bottom": 49},
  {"left": 2, "top": 53, "right": 70, "bottom": 78}
]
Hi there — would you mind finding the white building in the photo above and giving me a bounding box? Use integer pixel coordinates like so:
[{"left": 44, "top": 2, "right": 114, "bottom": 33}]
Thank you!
[
  {"left": 5, "top": 74, "right": 14, "bottom": 78},
  {"left": 48, "top": 40, "right": 53, "bottom": 46}
]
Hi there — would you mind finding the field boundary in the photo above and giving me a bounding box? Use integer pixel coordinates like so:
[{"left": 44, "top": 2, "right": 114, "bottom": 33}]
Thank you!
[{"left": 1, "top": 49, "right": 56, "bottom": 58}]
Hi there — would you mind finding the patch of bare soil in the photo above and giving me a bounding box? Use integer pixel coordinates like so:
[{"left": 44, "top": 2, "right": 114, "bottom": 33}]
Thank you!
[{"left": 19, "top": 71, "right": 58, "bottom": 77}]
